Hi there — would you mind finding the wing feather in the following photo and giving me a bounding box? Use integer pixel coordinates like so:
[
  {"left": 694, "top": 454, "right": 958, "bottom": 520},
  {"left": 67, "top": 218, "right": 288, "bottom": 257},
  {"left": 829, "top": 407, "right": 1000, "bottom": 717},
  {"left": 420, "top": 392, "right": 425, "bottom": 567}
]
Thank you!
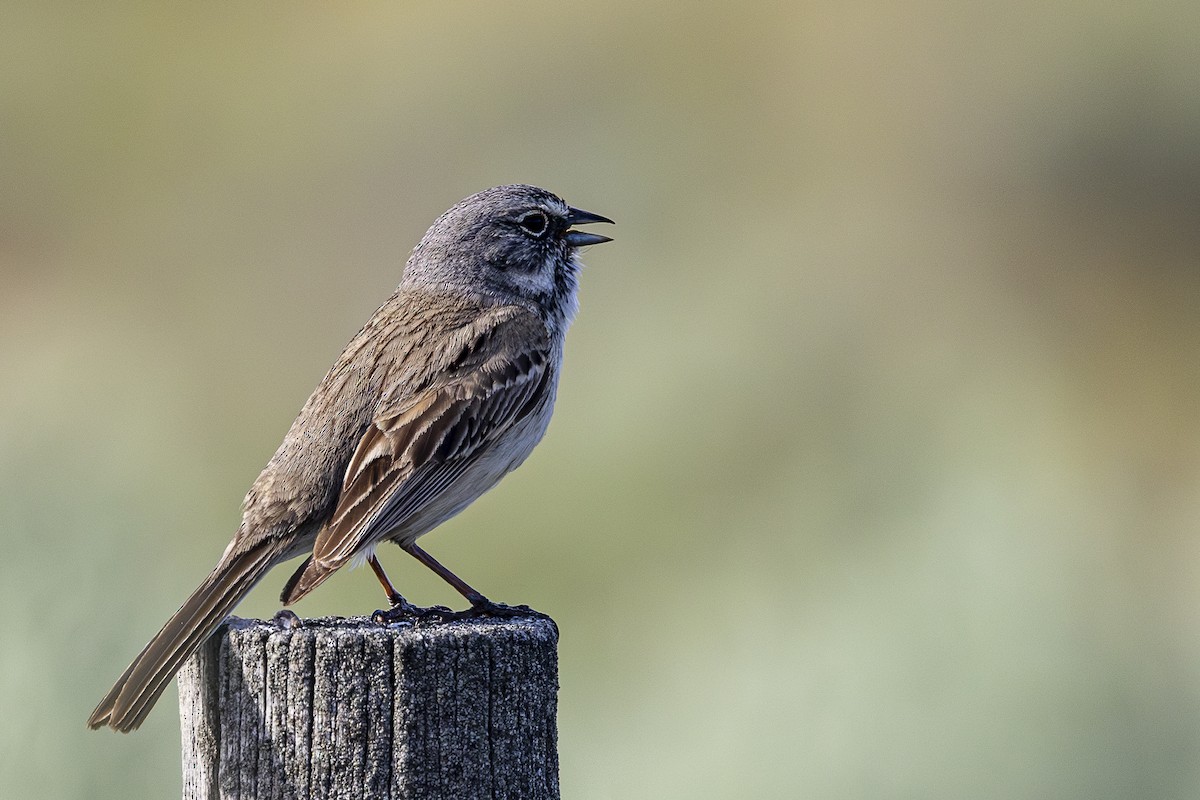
[{"left": 309, "top": 308, "right": 552, "bottom": 569}]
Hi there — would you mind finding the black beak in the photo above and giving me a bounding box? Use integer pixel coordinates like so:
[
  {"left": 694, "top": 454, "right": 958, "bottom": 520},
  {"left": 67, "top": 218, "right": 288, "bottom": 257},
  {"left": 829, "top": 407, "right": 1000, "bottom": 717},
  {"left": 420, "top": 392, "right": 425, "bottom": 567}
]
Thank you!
[{"left": 564, "top": 206, "right": 614, "bottom": 248}]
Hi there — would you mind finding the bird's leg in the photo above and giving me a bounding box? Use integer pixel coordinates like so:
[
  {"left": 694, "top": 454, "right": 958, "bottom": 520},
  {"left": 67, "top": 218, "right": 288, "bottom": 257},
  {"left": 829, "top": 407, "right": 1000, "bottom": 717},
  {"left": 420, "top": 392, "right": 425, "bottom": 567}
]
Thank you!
[
  {"left": 369, "top": 552, "right": 467, "bottom": 624},
  {"left": 400, "top": 542, "right": 488, "bottom": 606},
  {"left": 368, "top": 554, "right": 406, "bottom": 606},
  {"left": 401, "top": 542, "right": 542, "bottom": 619},
  {"left": 368, "top": 555, "right": 429, "bottom": 621}
]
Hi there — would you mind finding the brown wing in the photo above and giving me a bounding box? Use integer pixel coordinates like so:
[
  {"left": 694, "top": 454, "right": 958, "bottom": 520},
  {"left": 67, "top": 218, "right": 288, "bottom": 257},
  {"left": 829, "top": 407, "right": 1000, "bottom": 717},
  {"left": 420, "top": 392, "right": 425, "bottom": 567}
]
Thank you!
[{"left": 281, "top": 307, "right": 552, "bottom": 602}]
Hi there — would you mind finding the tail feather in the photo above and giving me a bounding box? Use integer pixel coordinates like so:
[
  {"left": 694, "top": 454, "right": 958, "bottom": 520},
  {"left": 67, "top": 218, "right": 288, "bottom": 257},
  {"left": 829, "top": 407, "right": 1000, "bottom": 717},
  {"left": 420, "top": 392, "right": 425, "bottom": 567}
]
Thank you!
[
  {"left": 279, "top": 554, "right": 336, "bottom": 606},
  {"left": 88, "top": 542, "right": 278, "bottom": 732}
]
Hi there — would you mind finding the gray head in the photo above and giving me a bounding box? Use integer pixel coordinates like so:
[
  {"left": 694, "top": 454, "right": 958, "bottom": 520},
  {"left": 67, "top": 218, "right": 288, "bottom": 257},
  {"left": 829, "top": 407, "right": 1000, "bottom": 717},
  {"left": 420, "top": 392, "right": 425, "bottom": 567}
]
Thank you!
[{"left": 402, "top": 184, "right": 613, "bottom": 334}]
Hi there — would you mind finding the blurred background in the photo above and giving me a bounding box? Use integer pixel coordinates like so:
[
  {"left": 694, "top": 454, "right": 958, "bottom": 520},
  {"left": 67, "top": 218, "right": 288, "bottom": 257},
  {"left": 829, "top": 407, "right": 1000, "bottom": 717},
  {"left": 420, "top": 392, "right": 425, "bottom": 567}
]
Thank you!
[{"left": 3, "top": 2, "right": 1199, "bottom": 798}]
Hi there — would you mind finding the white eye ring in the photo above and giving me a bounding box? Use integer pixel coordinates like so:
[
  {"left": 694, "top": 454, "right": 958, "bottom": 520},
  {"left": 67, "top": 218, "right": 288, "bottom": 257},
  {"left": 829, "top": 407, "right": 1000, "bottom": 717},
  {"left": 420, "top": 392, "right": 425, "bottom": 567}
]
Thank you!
[{"left": 517, "top": 210, "right": 549, "bottom": 237}]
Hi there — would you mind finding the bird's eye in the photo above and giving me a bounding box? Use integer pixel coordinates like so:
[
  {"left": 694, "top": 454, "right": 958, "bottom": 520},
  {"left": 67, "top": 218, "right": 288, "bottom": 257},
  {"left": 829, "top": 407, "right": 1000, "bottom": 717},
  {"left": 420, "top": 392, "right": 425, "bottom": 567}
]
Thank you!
[{"left": 517, "top": 210, "right": 549, "bottom": 237}]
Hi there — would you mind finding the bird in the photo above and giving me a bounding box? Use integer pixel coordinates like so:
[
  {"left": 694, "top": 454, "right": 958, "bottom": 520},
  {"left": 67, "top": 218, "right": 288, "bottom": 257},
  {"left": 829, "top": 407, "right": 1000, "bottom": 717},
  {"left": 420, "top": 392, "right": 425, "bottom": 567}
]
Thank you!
[{"left": 87, "top": 184, "right": 613, "bottom": 732}]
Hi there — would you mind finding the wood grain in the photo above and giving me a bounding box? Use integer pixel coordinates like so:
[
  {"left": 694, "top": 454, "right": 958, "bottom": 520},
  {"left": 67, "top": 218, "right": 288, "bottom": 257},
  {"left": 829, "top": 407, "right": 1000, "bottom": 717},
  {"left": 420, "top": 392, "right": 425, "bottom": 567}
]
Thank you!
[{"left": 179, "top": 615, "right": 559, "bottom": 800}]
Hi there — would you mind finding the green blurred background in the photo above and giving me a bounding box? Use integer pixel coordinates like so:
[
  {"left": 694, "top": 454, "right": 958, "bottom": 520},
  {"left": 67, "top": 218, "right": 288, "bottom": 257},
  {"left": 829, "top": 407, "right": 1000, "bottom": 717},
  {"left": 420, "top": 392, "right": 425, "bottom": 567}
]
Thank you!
[{"left": 3, "top": 2, "right": 1199, "bottom": 798}]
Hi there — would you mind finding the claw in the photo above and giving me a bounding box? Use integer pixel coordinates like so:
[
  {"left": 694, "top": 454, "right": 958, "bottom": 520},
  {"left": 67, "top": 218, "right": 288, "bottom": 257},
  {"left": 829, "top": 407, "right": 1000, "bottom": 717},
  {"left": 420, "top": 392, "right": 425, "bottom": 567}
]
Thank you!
[
  {"left": 371, "top": 598, "right": 457, "bottom": 625},
  {"left": 469, "top": 600, "right": 538, "bottom": 619},
  {"left": 370, "top": 595, "right": 550, "bottom": 626}
]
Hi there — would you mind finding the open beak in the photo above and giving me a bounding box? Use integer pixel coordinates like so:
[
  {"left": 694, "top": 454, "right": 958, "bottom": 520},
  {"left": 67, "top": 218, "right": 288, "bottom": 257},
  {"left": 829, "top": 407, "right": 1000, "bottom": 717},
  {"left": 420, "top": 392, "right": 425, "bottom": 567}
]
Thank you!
[{"left": 564, "top": 206, "right": 615, "bottom": 248}]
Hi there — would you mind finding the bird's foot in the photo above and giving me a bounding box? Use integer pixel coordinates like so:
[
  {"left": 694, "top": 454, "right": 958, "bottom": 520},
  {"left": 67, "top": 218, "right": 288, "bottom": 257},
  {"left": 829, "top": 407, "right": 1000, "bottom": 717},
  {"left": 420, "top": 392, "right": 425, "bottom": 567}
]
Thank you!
[
  {"left": 371, "top": 594, "right": 454, "bottom": 624},
  {"left": 465, "top": 599, "right": 547, "bottom": 620},
  {"left": 458, "top": 599, "right": 556, "bottom": 633},
  {"left": 372, "top": 594, "right": 548, "bottom": 625}
]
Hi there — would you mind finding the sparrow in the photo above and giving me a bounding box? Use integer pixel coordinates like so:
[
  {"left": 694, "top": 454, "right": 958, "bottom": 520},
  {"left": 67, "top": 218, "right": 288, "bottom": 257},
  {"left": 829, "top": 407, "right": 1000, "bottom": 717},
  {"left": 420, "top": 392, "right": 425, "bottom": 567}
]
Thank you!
[{"left": 88, "top": 184, "right": 612, "bottom": 732}]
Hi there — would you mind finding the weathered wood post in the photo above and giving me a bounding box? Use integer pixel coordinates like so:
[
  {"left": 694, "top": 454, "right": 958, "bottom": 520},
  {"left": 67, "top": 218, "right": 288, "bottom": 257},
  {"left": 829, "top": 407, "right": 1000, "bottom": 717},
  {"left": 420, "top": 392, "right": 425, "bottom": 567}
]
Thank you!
[{"left": 178, "top": 614, "right": 559, "bottom": 800}]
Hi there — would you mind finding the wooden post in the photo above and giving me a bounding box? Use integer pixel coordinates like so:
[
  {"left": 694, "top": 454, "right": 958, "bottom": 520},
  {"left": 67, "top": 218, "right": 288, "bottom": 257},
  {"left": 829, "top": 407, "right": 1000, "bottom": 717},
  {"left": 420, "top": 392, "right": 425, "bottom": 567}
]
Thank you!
[{"left": 178, "top": 614, "right": 559, "bottom": 800}]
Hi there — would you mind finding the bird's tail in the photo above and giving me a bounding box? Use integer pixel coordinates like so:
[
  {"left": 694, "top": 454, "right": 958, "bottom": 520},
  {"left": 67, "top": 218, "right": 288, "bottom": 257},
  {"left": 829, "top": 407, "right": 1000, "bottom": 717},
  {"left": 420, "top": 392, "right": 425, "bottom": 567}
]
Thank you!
[
  {"left": 87, "top": 540, "right": 279, "bottom": 732},
  {"left": 279, "top": 554, "right": 337, "bottom": 606}
]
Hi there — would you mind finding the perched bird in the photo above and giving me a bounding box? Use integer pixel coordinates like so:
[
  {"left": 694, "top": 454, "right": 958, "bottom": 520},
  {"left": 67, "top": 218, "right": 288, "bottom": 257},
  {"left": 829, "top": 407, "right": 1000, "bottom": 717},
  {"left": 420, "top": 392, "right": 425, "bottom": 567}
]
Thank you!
[{"left": 88, "top": 184, "right": 613, "bottom": 732}]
